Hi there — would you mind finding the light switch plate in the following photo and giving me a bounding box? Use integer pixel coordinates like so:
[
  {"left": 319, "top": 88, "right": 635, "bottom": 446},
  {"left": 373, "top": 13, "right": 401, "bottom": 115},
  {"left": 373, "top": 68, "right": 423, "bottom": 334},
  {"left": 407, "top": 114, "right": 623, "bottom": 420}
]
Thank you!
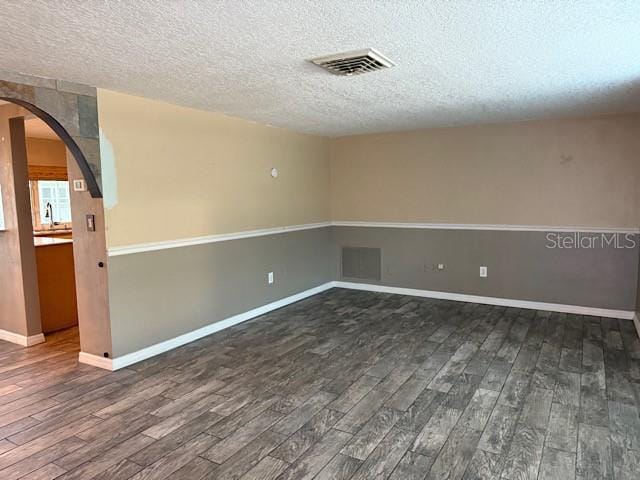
[
  {"left": 73, "top": 179, "right": 86, "bottom": 191},
  {"left": 268, "top": 271, "right": 274, "bottom": 284},
  {"left": 480, "top": 266, "right": 488, "bottom": 278},
  {"left": 86, "top": 214, "right": 96, "bottom": 232}
]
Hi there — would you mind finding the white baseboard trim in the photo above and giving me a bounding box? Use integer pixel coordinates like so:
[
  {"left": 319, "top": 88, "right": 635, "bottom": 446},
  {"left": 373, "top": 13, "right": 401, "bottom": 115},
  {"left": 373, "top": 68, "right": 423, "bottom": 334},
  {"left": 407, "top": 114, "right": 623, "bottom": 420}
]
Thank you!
[
  {"left": 103, "top": 282, "right": 335, "bottom": 370},
  {"left": 0, "top": 329, "right": 45, "bottom": 347},
  {"left": 78, "top": 352, "right": 114, "bottom": 370},
  {"left": 633, "top": 314, "right": 640, "bottom": 339},
  {"left": 333, "top": 281, "right": 636, "bottom": 320}
]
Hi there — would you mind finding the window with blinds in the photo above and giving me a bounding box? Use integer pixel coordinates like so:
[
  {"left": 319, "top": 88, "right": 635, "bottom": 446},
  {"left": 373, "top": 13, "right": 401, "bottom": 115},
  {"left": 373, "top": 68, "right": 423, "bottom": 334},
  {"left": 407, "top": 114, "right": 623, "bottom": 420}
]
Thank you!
[{"left": 29, "top": 180, "right": 72, "bottom": 230}]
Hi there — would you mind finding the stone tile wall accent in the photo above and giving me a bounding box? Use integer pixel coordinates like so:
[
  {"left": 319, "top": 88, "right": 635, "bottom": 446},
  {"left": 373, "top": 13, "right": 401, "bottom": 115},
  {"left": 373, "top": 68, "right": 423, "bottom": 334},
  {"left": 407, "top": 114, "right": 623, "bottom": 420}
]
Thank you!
[{"left": 0, "top": 70, "right": 102, "bottom": 197}]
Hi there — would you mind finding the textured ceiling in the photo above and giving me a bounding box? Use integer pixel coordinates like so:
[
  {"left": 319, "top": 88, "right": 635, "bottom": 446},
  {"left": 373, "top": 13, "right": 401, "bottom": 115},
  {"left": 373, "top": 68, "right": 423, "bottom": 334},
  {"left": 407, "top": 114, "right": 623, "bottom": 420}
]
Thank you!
[{"left": 1, "top": 1, "right": 639, "bottom": 136}]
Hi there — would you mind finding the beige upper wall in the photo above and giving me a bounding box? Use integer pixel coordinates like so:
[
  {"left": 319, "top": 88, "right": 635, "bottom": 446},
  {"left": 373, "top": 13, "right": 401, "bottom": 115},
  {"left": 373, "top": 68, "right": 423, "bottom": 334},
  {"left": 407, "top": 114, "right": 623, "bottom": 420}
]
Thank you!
[
  {"left": 97, "top": 89, "right": 640, "bottom": 248},
  {"left": 97, "top": 90, "right": 331, "bottom": 248},
  {"left": 26, "top": 137, "right": 66, "bottom": 167},
  {"left": 330, "top": 114, "right": 640, "bottom": 229}
]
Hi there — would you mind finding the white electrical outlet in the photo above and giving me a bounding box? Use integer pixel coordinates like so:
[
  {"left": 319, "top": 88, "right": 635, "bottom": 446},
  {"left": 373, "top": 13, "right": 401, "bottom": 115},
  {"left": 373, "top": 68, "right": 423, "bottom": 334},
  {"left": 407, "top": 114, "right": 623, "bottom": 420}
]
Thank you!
[
  {"left": 268, "top": 272, "right": 274, "bottom": 284},
  {"left": 479, "top": 266, "right": 488, "bottom": 278},
  {"left": 437, "top": 264, "right": 444, "bottom": 270}
]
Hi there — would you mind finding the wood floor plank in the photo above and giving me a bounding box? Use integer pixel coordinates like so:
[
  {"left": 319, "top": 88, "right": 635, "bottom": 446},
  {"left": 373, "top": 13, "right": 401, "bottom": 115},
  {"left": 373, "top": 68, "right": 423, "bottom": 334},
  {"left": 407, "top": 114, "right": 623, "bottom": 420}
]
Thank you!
[
  {"left": 611, "top": 431, "right": 640, "bottom": 480},
  {"left": 207, "top": 395, "right": 281, "bottom": 439},
  {"left": 143, "top": 395, "right": 224, "bottom": 440},
  {"left": 0, "top": 415, "right": 102, "bottom": 471},
  {"left": 0, "top": 399, "right": 60, "bottom": 429},
  {"left": 328, "top": 374, "right": 380, "bottom": 413},
  {"left": 559, "top": 348, "right": 582, "bottom": 373},
  {"left": 238, "top": 455, "right": 288, "bottom": 480},
  {"left": 314, "top": 453, "right": 361, "bottom": 480},
  {"left": 462, "top": 449, "right": 503, "bottom": 480},
  {"left": 94, "top": 381, "right": 176, "bottom": 419},
  {"left": 458, "top": 388, "right": 499, "bottom": 432},
  {"left": 128, "top": 411, "right": 222, "bottom": 467},
  {"left": 170, "top": 456, "right": 217, "bottom": 480},
  {"left": 341, "top": 406, "right": 400, "bottom": 460},
  {"left": 8, "top": 396, "right": 115, "bottom": 446},
  {"left": 90, "top": 460, "right": 143, "bottom": 480},
  {"left": 269, "top": 408, "right": 342, "bottom": 464},
  {"left": 411, "top": 405, "right": 462, "bottom": 457},
  {"left": 385, "top": 373, "right": 432, "bottom": 411},
  {"left": 208, "top": 430, "right": 287, "bottom": 480},
  {"left": 0, "top": 439, "right": 14, "bottom": 455},
  {"left": 17, "top": 463, "right": 67, "bottom": 480},
  {"left": 0, "top": 417, "right": 40, "bottom": 441},
  {"left": 580, "top": 371, "right": 609, "bottom": 427},
  {"left": 377, "top": 363, "right": 420, "bottom": 394},
  {"left": 350, "top": 426, "right": 415, "bottom": 480},
  {"left": 388, "top": 451, "right": 433, "bottom": 480},
  {"left": 500, "top": 423, "right": 545, "bottom": 480},
  {"left": 576, "top": 423, "right": 613, "bottom": 480},
  {"left": 204, "top": 408, "right": 282, "bottom": 464},
  {"left": 55, "top": 433, "right": 155, "bottom": 480},
  {"left": 426, "top": 424, "right": 482, "bottom": 480},
  {"left": 126, "top": 433, "right": 218, "bottom": 480},
  {"left": 497, "top": 370, "right": 531, "bottom": 408},
  {"left": 0, "top": 437, "right": 84, "bottom": 480},
  {"left": 538, "top": 447, "right": 575, "bottom": 480},
  {"left": 480, "top": 360, "right": 512, "bottom": 392},
  {"left": 271, "top": 391, "right": 335, "bottom": 436},
  {"left": 554, "top": 370, "right": 581, "bottom": 407},
  {"left": 519, "top": 387, "right": 554, "bottom": 430},
  {"left": 277, "top": 428, "right": 351, "bottom": 480},
  {"left": 546, "top": 402, "right": 578, "bottom": 453},
  {"left": 48, "top": 414, "right": 158, "bottom": 471},
  {"left": 607, "top": 400, "right": 640, "bottom": 450},
  {"left": 333, "top": 387, "right": 393, "bottom": 434},
  {"left": 151, "top": 377, "right": 225, "bottom": 417},
  {"left": 395, "top": 389, "right": 445, "bottom": 433}
]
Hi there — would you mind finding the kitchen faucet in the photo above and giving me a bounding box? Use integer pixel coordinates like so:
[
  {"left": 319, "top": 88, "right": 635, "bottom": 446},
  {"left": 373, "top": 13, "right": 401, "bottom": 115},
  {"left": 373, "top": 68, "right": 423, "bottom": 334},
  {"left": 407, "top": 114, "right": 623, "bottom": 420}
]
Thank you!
[{"left": 44, "top": 202, "right": 55, "bottom": 229}]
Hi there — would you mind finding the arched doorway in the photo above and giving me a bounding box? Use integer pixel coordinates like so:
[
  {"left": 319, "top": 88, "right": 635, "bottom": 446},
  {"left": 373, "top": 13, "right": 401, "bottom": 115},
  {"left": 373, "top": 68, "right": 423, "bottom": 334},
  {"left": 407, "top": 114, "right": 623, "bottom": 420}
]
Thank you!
[
  {"left": 0, "top": 96, "right": 102, "bottom": 198},
  {"left": 0, "top": 76, "right": 113, "bottom": 366}
]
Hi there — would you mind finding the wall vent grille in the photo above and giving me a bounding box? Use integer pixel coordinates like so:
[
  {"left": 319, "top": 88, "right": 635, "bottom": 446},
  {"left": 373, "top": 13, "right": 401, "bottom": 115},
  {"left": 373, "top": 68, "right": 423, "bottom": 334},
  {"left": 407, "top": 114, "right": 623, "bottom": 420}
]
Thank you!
[
  {"left": 341, "top": 247, "right": 381, "bottom": 281},
  {"left": 310, "top": 48, "right": 395, "bottom": 76}
]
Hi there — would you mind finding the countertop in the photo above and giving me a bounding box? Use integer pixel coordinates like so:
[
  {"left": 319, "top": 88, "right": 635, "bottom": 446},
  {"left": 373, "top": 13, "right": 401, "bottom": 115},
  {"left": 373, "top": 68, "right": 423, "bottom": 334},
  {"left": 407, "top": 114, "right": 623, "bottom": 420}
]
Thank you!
[
  {"left": 33, "top": 229, "right": 73, "bottom": 237},
  {"left": 34, "top": 237, "right": 73, "bottom": 247}
]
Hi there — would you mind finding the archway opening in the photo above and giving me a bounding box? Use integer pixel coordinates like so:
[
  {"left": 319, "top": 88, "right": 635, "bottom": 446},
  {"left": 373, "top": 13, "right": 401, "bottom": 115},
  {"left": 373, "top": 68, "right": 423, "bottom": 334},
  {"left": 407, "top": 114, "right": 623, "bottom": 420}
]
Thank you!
[
  {"left": 0, "top": 96, "right": 102, "bottom": 198},
  {"left": 0, "top": 99, "right": 112, "bottom": 365}
]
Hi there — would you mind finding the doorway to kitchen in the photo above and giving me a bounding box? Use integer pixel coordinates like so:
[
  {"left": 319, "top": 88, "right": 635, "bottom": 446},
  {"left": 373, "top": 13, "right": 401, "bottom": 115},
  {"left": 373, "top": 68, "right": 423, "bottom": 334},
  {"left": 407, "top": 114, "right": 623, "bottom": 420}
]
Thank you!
[
  {"left": 27, "top": 117, "right": 80, "bottom": 345},
  {"left": 0, "top": 91, "right": 112, "bottom": 368}
]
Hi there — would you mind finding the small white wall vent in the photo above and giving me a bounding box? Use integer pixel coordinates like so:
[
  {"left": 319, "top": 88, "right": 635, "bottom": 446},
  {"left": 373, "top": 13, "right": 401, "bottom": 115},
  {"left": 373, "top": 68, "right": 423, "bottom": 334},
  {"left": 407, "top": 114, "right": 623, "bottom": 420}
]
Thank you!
[{"left": 310, "top": 48, "right": 395, "bottom": 76}]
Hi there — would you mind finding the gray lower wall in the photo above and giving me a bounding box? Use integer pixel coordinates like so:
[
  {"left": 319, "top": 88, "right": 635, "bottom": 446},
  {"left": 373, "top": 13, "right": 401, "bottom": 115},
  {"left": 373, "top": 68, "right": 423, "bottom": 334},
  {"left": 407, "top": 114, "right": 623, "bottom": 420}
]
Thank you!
[
  {"left": 108, "top": 227, "right": 333, "bottom": 356},
  {"left": 108, "top": 225, "right": 639, "bottom": 357},
  {"left": 331, "top": 227, "right": 639, "bottom": 312}
]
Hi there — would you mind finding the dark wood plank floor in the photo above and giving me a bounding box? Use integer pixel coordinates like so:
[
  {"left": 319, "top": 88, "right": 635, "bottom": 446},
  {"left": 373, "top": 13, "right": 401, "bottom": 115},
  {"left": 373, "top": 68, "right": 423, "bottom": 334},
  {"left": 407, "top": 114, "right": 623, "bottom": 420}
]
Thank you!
[{"left": 1, "top": 288, "right": 639, "bottom": 479}]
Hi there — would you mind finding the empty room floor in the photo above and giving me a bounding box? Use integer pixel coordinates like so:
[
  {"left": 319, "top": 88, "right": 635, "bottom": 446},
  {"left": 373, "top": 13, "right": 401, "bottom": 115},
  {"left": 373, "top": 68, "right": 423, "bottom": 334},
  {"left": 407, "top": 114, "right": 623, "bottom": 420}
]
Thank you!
[{"left": 0, "top": 289, "right": 639, "bottom": 480}]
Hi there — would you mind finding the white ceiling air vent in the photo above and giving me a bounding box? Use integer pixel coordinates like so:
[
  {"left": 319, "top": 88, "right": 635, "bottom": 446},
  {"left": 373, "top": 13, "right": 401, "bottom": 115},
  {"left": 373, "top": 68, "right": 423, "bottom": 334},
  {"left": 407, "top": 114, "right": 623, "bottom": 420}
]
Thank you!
[{"left": 310, "top": 48, "right": 395, "bottom": 76}]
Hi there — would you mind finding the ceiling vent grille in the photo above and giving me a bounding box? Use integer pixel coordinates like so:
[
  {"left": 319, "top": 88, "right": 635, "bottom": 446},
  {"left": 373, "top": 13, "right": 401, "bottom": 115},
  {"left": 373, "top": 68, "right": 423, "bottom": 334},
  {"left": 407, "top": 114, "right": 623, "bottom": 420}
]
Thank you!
[{"left": 310, "top": 48, "right": 395, "bottom": 76}]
